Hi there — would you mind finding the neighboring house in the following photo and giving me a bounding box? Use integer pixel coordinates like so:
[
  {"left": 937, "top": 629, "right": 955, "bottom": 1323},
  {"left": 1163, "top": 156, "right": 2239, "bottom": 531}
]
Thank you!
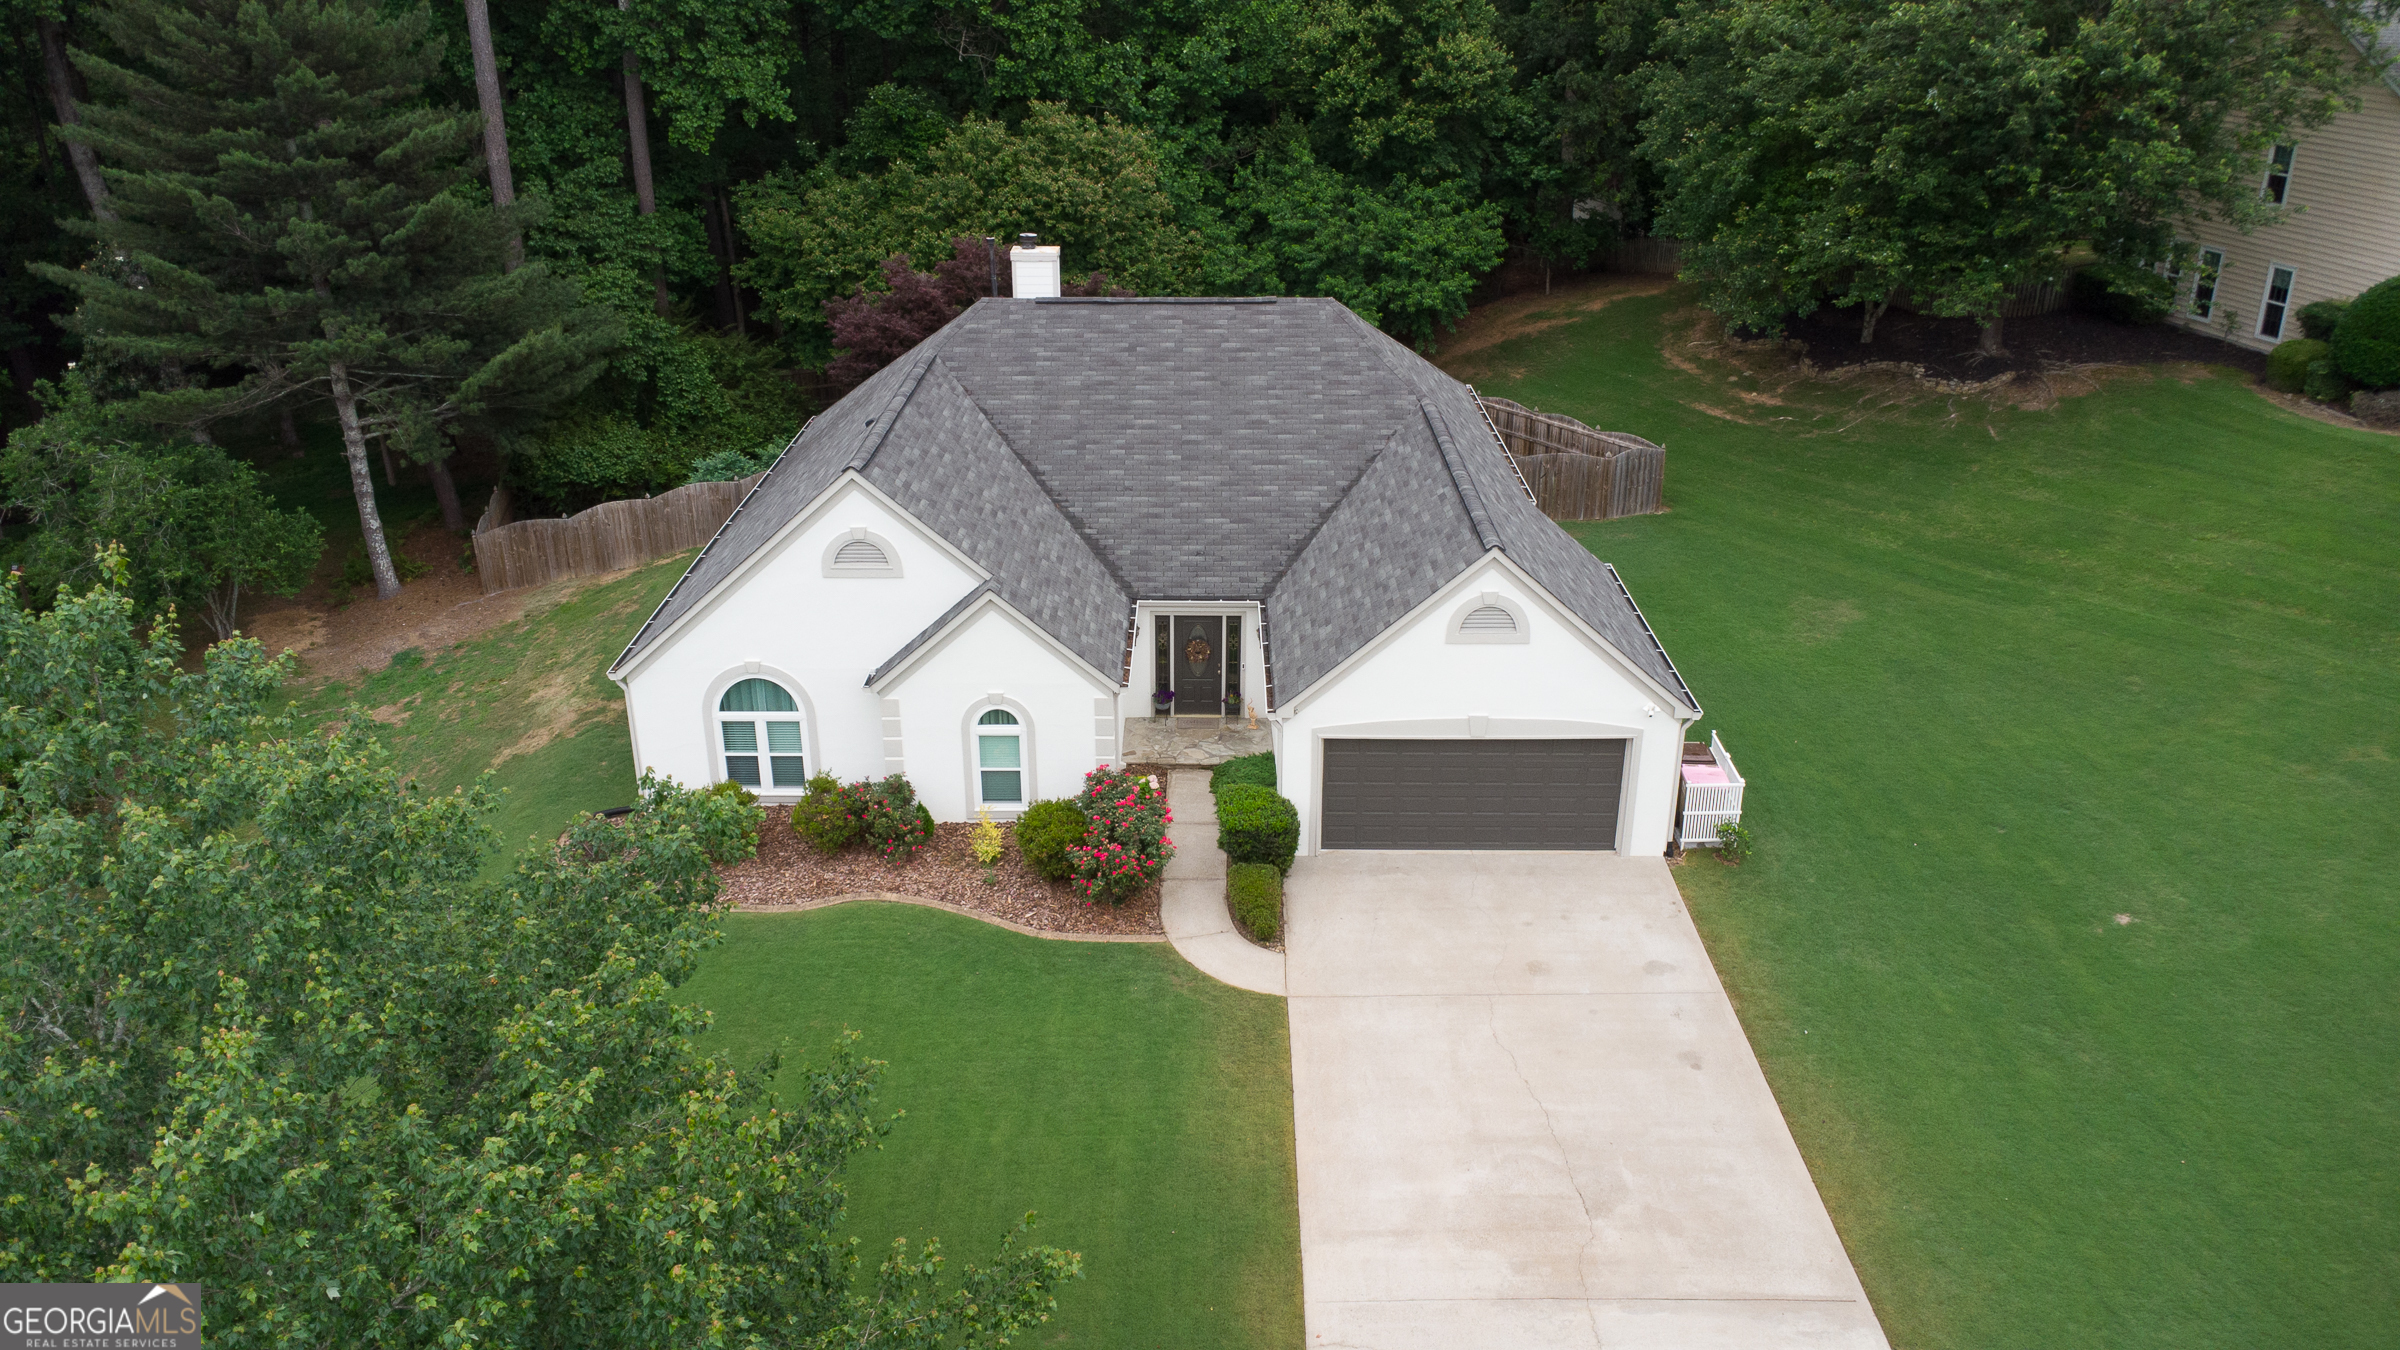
[
  {"left": 2167, "top": 20, "right": 2400, "bottom": 350},
  {"left": 608, "top": 248, "right": 1701, "bottom": 857}
]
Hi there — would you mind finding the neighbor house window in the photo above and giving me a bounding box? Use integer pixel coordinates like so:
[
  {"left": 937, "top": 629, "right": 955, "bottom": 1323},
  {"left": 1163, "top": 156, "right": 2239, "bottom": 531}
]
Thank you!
[
  {"left": 720, "top": 677, "right": 804, "bottom": 788},
  {"left": 2262, "top": 144, "right": 2295, "bottom": 204},
  {"left": 976, "top": 709, "right": 1023, "bottom": 804},
  {"left": 2257, "top": 265, "right": 2296, "bottom": 339},
  {"left": 2190, "top": 248, "right": 2224, "bottom": 319}
]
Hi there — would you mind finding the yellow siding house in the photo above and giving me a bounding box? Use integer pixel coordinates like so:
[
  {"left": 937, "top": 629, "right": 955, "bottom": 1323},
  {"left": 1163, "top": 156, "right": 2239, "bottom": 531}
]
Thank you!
[{"left": 2169, "top": 20, "right": 2400, "bottom": 351}]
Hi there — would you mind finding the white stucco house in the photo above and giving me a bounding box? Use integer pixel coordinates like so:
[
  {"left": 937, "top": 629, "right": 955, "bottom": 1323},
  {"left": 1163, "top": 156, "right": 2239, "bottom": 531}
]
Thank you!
[{"left": 609, "top": 252, "right": 1701, "bottom": 856}]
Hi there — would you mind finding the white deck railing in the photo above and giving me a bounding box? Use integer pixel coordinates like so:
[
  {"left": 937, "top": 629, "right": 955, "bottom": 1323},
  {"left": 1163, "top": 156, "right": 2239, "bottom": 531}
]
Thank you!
[{"left": 1677, "top": 731, "right": 1746, "bottom": 849}]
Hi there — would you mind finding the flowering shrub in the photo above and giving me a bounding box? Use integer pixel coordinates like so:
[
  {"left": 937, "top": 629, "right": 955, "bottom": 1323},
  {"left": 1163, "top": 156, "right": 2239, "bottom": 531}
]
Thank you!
[
  {"left": 791, "top": 773, "right": 865, "bottom": 855},
  {"left": 1067, "top": 765, "right": 1175, "bottom": 904},
  {"left": 858, "top": 773, "right": 935, "bottom": 861}
]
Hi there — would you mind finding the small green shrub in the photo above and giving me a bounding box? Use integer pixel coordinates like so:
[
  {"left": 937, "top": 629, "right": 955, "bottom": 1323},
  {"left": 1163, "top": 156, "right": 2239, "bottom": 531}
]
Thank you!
[
  {"left": 1217, "top": 783, "right": 1299, "bottom": 874},
  {"left": 697, "top": 778, "right": 762, "bottom": 858},
  {"left": 1070, "top": 766, "right": 1174, "bottom": 903},
  {"left": 2297, "top": 298, "right": 2349, "bottom": 342},
  {"left": 1014, "top": 799, "right": 1088, "bottom": 880},
  {"left": 2267, "top": 338, "right": 2331, "bottom": 393},
  {"left": 1716, "top": 820, "right": 1753, "bottom": 864},
  {"left": 790, "top": 773, "right": 863, "bottom": 855},
  {"left": 2303, "top": 357, "right": 2353, "bottom": 404},
  {"left": 1210, "top": 752, "right": 1277, "bottom": 799},
  {"left": 1228, "top": 862, "right": 1284, "bottom": 943},
  {"left": 2071, "top": 261, "right": 2173, "bottom": 326},
  {"left": 2332, "top": 275, "right": 2400, "bottom": 389}
]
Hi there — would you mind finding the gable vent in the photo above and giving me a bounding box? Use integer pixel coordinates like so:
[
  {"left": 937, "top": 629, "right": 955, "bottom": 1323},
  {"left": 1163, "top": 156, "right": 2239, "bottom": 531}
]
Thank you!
[
  {"left": 1461, "top": 604, "right": 1517, "bottom": 633},
  {"left": 834, "top": 538, "right": 890, "bottom": 569}
]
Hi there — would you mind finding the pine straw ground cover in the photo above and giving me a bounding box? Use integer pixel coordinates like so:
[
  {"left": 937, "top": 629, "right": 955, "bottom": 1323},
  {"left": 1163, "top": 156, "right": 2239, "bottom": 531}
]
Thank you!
[{"left": 718, "top": 807, "right": 1165, "bottom": 937}]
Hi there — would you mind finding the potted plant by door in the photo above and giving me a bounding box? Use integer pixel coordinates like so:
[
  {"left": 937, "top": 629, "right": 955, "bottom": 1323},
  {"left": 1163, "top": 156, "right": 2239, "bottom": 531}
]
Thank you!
[{"left": 1152, "top": 687, "right": 1177, "bottom": 714}]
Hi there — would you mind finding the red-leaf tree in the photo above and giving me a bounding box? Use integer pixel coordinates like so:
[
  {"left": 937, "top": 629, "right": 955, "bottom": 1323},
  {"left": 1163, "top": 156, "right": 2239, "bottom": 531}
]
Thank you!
[{"left": 824, "top": 237, "right": 1132, "bottom": 390}]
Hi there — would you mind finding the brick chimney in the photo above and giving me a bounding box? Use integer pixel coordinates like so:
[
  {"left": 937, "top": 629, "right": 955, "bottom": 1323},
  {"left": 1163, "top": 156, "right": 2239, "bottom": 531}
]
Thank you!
[{"left": 1008, "top": 232, "right": 1061, "bottom": 299}]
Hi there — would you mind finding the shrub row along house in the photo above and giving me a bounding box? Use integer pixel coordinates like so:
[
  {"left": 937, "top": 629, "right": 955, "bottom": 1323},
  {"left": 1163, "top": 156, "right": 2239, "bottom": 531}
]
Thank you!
[
  {"left": 2166, "top": 17, "right": 2400, "bottom": 350},
  {"left": 610, "top": 246, "right": 1700, "bottom": 856}
]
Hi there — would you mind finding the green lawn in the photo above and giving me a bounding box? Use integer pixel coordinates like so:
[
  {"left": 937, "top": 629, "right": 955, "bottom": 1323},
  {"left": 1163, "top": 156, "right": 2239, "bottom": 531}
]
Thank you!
[
  {"left": 282, "top": 554, "right": 688, "bottom": 867},
  {"left": 679, "top": 906, "right": 1303, "bottom": 1348},
  {"left": 1450, "top": 289, "right": 2399, "bottom": 1348}
]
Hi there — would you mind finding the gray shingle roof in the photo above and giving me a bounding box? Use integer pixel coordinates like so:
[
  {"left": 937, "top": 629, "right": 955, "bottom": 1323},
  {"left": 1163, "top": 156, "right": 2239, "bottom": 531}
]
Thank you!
[{"left": 612, "top": 296, "right": 1693, "bottom": 711}]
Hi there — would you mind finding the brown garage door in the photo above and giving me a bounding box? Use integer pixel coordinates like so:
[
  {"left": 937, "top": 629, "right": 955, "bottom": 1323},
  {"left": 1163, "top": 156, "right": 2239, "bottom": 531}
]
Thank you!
[{"left": 1320, "top": 739, "right": 1627, "bottom": 850}]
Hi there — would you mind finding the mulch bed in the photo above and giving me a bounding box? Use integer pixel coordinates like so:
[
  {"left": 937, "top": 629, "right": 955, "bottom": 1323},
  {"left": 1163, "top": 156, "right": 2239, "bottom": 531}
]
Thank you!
[
  {"left": 1774, "top": 305, "right": 2271, "bottom": 383},
  {"left": 718, "top": 807, "right": 1164, "bottom": 938}
]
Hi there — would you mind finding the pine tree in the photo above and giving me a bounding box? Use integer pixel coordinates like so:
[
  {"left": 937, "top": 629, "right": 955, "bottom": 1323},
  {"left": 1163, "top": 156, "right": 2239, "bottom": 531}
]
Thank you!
[{"left": 42, "top": 0, "right": 616, "bottom": 599}]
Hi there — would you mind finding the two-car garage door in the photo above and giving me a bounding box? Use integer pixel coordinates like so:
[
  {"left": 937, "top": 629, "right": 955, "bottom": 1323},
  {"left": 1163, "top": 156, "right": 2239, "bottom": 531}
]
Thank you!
[{"left": 1320, "top": 738, "right": 1627, "bottom": 850}]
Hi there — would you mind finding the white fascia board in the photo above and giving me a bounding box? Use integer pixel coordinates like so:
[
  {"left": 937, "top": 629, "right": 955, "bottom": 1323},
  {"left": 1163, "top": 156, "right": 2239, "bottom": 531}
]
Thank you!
[
  {"left": 610, "top": 469, "right": 991, "bottom": 682},
  {"left": 1279, "top": 549, "right": 1701, "bottom": 720},
  {"left": 869, "top": 588, "right": 1121, "bottom": 697}
]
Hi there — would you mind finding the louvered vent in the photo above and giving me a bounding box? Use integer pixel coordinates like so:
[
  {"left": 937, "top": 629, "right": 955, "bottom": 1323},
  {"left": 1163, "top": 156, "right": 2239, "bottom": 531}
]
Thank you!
[
  {"left": 834, "top": 538, "right": 890, "bottom": 568},
  {"left": 1460, "top": 604, "right": 1517, "bottom": 633}
]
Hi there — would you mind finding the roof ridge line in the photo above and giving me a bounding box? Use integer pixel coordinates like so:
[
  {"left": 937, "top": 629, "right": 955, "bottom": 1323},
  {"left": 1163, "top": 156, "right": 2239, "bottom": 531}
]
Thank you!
[
  {"left": 1420, "top": 396, "right": 1503, "bottom": 552},
  {"left": 1263, "top": 426, "right": 1401, "bottom": 601},
  {"left": 928, "top": 355, "right": 1140, "bottom": 600},
  {"left": 847, "top": 336, "right": 952, "bottom": 474}
]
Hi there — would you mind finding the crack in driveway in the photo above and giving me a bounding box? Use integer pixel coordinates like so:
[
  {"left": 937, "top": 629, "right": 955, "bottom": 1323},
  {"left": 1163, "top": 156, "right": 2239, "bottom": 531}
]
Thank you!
[{"left": 1487, "top": 995, "right": 1606, "bottom": 1349}]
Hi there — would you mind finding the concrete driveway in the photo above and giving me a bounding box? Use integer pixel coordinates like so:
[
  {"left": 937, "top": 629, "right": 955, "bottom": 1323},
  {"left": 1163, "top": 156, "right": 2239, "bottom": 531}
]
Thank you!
[{"left": 1285, "top": 852, "right": 1890, "bottom": 1349}]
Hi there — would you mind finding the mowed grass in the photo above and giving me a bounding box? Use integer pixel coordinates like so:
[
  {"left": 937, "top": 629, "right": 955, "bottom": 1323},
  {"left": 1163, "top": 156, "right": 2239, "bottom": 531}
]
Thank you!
[
  {"left": 1449, "top": 289, "right": 2399, "bottom": 1348},
  {"left": 283, "top": 554, "right": 689, "bottom": 866},
  {"left": 680, "top": 906, "right": 1303, "bottom": 1348}
]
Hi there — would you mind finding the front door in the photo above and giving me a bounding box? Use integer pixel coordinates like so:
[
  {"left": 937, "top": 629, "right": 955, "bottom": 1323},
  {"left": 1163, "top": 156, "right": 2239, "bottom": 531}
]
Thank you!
[{"left": 1169, "top": 615, "right": 1224, "bottom": 714}]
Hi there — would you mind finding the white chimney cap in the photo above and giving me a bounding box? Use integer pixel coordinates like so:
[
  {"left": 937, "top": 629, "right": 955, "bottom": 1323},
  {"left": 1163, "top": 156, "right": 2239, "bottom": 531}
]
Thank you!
[{"left": 1009, "top": 241, "right": 1061, "bottom": 299}]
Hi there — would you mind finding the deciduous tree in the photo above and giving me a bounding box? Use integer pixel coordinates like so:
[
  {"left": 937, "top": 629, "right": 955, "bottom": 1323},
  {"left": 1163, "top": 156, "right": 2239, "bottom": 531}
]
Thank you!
[
  {"left": 0, "top": 557, "right": 1082, "bottom": 1347},
  {"left": 1642, "top": 0, "right": 2393, "bottom": 354}
]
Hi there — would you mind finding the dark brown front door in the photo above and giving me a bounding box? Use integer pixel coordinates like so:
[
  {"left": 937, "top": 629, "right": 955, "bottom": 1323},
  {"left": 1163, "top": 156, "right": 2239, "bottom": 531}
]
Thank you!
[{"left": 1169, "top": 615, "right": 1224, "bottom": 714}]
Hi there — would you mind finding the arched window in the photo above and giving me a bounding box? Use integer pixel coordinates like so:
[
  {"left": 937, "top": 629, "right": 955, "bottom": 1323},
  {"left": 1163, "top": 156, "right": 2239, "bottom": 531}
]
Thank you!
[
  {"left": 976, "top": 708, "right": 1023, "bottom": 805},
  {"left": 720, "top": 678, "right": 804, "bottom": 788}
]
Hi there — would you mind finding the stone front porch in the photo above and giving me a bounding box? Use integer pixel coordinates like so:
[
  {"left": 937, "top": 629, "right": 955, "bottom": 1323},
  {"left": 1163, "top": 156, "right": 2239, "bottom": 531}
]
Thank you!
[{"left": 1122, "top": 714, "right": 1272, "bottom": 766}]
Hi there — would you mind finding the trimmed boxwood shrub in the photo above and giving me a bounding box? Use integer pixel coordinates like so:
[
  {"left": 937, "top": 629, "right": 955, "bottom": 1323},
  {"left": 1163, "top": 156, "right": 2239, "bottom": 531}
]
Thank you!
[
  {"left": 2070, "top": 261, "right": 2173, "bottom": 325},
  {"left": 2304, "top": 357, "right": 2352, "bottom": 404},
  {"left": 1210, "top": 752, "right": 1277, "bottom": 799},
  {"left": 2332, "top": 275, "right": 2400, "bottom": 389},
  {"left": 790, "top": 773, "right": 864, "bottom": 855},
  {"left": 2297, "top": 298, "right": 2348, "bottom": 342},
  {"left": 2267, "top": 338, "right": 2330, "bottom": 393},
  {"left": 1014, "top": 799, "right": 1088, "bottom": 880},
  {"left": 1228, "top": 862, "right": 1284, "bottom": 943},
  {"left": 1217, "top": 783, "right": 1299, "bottom": 874}
]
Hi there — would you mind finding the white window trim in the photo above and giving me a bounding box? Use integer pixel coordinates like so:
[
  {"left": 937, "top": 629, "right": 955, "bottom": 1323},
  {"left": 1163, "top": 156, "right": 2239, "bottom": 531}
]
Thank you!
[
  {"left": 2189, "top": 246, "right": 2225, "bottom": 320},
  {"left": 963, "top": 696, "right": 1036, "bottom": 815},
  {"left": 1447, "top": 591, "right": 1531, "bottom": 645},
  {"left": 2255, "top": 262, "right": 2298, "bottom": 340},
  {"left": 699, "top": 664, "right": 819, "bottom": 797},
  {"left": 821, "top": 525, "right": 903, "bottom": 578},
  {"left": 2260, "top": 144, "right": 2296, "bottom": 205}
]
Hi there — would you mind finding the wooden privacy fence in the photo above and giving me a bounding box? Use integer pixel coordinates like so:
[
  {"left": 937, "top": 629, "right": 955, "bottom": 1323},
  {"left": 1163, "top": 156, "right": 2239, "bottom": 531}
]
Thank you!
[
  {"left": 1476, "top": 395, "right": 1666, "bottom": 522},
  {"left": 1602, "top": 235, "right": 1682, "bottom": 276},
  {"left": 471, "top": 472, "right": 765, "bottom": 595}
]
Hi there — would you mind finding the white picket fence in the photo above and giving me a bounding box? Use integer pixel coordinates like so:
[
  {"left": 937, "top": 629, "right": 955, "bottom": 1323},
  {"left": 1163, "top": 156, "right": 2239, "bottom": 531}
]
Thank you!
[{"left": 1677, "top": 731, "right": 1747, "bottom": 850}]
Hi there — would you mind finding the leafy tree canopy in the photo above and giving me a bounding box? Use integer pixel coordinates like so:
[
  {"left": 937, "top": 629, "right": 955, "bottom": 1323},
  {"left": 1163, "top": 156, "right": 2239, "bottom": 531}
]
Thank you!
[
  {"left": 0, "top": 558, "right": 1080, "bottom": 1347},
  {"left": 1641, "top": 0, "right": 2395, "bottom": 350}
]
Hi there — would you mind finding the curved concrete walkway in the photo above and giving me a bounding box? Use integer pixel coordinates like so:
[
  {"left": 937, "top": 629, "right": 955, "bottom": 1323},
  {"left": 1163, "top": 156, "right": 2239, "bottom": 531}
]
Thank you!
[{"left": 1160, "top": 769, "right": 1286, "bottom": 995}]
